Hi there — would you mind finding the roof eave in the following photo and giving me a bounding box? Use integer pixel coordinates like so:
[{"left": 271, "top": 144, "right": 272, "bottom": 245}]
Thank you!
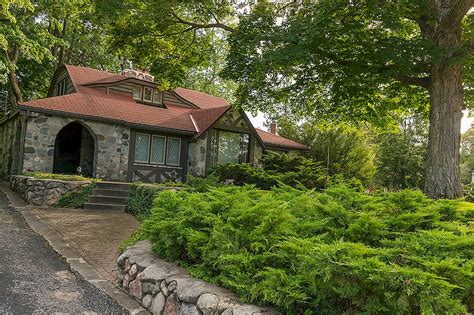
[{"left": 18, "top": 105, "right": 197, "bottom": 136}]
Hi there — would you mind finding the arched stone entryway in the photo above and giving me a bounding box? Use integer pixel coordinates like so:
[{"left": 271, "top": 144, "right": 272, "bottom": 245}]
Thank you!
[{"left": 53, "top": 121, "right": 96, "bottom": 177}]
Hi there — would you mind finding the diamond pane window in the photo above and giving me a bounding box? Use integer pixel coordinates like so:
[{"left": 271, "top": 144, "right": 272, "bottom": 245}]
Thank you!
[
  {"left": 166, "top": 138, "right": 181, "bottom": 165},
  {"left": 150, "top": 136, "right": 165, "bottom": 164},
  {"left": 134, "top": 134, "right": 150, "bottom": 162}
]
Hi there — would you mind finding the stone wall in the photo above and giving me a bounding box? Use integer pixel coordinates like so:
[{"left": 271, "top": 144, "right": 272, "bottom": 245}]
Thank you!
[
  {"left": 118, "top": 241, "right": 278, "bottom": 315},
  {"left": 23, "top": 114, "right": 130, "bottom": 181},
  {"left": 187, "top": 132, "right": 208, "bottom": 177},
  {"left": 0, "top": 113, "right": 23, "bottom": 178},
  {"left": 10, "top": 175, "right": 91, "bottom": 206}
]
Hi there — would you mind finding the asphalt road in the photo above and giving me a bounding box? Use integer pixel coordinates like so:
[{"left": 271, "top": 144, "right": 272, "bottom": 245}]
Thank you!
[{"left": 0, "top": 192, "right": 125, "bottom": 314}]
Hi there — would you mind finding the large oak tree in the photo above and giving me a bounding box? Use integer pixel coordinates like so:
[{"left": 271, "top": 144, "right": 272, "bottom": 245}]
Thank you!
[{"left": 223, "top": 0, "right": 473, "bottom": 199}]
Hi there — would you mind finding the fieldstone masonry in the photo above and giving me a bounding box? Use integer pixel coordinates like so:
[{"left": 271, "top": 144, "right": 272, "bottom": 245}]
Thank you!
[
  {"left": 118, "top": 241, "right": 278, "bottom": 315},
  {"left": 23, "top": 114, "right": 130, "bottom": 181},
  {"left": 187, "top": 132, "right": 208, "bottom": 177},
  {"left": 10, "top": 175, "right": 91, "bottom": 206}
]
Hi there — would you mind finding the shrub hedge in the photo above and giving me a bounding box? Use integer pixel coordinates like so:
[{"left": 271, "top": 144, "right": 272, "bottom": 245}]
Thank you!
[
  {"left": 210, "top": 153, "right": 327, "bottom": 190},
  {"left": 142, "top": 185, "right": 474, "bottom": 314}
]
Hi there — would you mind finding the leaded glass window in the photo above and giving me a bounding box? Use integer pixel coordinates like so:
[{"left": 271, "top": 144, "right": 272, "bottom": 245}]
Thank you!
[
  {"left": 150, "top": 136, "right": 165, "bottom": 164},
  {"left": 134, "top": 134, "right": 150, "bottom": 162},
  {"left": 153, "top": 89, "right": 162, "bottom": 104},
  {"left": 166, "top": 138, "right": 181, "bottom": 165}
]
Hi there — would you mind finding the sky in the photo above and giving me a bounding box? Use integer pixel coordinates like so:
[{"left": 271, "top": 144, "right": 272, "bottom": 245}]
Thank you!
[{"left": 248, "top": 110, "right": 474, "bottom": 133}]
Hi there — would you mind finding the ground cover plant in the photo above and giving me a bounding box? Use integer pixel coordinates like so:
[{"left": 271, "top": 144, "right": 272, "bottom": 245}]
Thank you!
[
  {"left": 141, "top": 185, "right": 474, "bottom": 314},
  {"left": 55, "top": 182, "right": 97, "bottom": 209},
  {"left": 23, "top": 172, "right": 93, "bottom": 182}
]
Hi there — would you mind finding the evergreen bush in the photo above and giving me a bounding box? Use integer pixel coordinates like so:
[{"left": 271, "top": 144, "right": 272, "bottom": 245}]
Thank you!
[{"left": 141, "top": 185, "right": 474, "bottom": 314}]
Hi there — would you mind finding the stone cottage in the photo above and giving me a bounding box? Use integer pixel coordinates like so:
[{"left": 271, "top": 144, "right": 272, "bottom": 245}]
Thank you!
[{"left": 0, "top": 65, "right": 308, "bottom": 183}]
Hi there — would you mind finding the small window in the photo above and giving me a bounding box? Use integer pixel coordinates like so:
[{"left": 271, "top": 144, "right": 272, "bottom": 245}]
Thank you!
[
  {"left": 150, "top": 135, "right": 165, "bottom": 164},
  {"left": 153, "top": 89, "right": 162, "bottom": 104},
  {"left": 166, "top": 138, "right": 181, "bottom": 165},
  {"left": 143, "top": 87, "right": 153, "bottom": 102},
  {"left": 134, "top": 133, "right": 150, "bottom": 163},
  {"left": 133, "top": 85, "right": 142, "bottom": 100}
]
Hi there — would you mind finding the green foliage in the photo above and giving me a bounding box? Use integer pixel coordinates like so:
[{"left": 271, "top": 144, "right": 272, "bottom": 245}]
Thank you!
[
  {"left": 461, "top": 126, "right": 474, "bottom": 184},
  {"left": 375, "top": 118, "right": 428, "bottom": 190},
  {"left": 23, "top": 172, "right": 93, "bottom": 182},
  {"left": 211, "top": 153, "right": 326, "bottom": 190},
  {"left": 55, "top": 182, "right": 96, "bottom": 209},
  {"left": 119, "top": 226, "right": 145, "bottom": 253},
  {"left": 126, "top": 183, "right": 164, "bottom": 220},
  {"left": 277, "top": 119, "right": 377, "bottom": 186},
  {"left": 142, "top": 186, "right": 474, "bottom": 313}
]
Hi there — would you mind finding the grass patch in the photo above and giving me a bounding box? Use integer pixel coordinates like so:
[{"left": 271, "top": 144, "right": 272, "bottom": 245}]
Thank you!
[{"left": 23, "top": 172, "right": 93, "bottom": 182}]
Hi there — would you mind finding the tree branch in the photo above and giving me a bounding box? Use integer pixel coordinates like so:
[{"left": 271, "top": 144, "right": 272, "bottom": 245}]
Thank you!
[
  {"left": 170, "top": 11, "right": 235, "bottom": 33},
  {"left": 394, "top": 75, "right": 431, "bottom": 89},
  {"left": 438, "top": 0, "right": 474, "bottom": 28}
]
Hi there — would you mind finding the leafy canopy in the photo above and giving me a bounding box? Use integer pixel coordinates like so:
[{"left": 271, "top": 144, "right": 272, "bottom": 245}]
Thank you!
[{"left": 222, "top": 0, "right": 472, "bottom": 122}]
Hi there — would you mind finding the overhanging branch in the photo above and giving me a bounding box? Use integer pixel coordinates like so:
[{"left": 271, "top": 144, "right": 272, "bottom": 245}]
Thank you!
[
  {"left": 170, "top": 11, "right": 235, "bottom": 33},
  {"left": 394, "top": 75, "right": 430, "bottom": 89}
]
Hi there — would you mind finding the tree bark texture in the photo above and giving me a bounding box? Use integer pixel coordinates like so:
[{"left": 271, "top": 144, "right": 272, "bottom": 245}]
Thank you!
[
  {"left": 424, "top": 62, "right": 464, "bottom": 198},
  {"left": 422, "top": 0, "right": 469, "bottom": 199}
]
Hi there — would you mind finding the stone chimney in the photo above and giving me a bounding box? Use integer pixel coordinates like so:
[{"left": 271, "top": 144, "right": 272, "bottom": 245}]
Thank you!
[
  {"left": 270, "top": 122, "right": 278, "bottom": 135},
  {"left": 121, "top": 68, "right": 155, "bottom": 82}
]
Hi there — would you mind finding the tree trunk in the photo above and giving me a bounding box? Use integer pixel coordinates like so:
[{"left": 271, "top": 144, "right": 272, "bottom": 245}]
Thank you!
[
  {"left": 424, "top": 61, "right": 464, "bottom": 199},
  {"left": 8, "top": 70, "right": 23, "bottom": 106}
]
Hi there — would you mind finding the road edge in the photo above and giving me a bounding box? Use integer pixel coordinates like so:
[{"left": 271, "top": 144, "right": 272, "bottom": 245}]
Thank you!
[{"left": 0, "top": 182, "right": 149, "bottom": 315}]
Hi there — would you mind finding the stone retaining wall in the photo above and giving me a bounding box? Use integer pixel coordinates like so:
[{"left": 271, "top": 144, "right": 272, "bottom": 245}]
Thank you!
[
  {"left": 118, "top": 241, "right": 278, "bottom": 315},
  {"left": 10, "top": 175, "right": 91, "bottom": 206}
]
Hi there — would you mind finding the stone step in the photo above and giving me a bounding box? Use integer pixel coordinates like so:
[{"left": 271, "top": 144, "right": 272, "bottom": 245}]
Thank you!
[
  {"left": 88, "top": 195, "right": 128, "bottom": 205},
  {"left": 96, "top": 181, "right": 131, "bottom": 191},
  {"left": 93, "top": 189, "right": 130, "bottom": 198},
  {"left": 83, "top": 202, "right": 126, "bottom": 212}
]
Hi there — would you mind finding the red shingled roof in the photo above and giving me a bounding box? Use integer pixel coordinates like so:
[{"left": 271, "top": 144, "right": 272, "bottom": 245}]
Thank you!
[
  {"left": 256, "top": 129, "right": 309, "bottom": 150},
  {"left": 174, "top": 87, "right": 229, "bottom": 109},
  {"left": 19, "top": 65, "right": 308, "bottom": 150},
  {"left": 21, "top": 87, "right": 197, "bottom": 133}
]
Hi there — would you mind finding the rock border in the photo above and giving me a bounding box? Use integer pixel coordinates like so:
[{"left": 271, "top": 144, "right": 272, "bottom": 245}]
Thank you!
[
  {"left": 10, "top": 175, "right": 91, "bottom": 206},
  {"left": 118, "top": 241, "right": 278, "bottom": 315}
]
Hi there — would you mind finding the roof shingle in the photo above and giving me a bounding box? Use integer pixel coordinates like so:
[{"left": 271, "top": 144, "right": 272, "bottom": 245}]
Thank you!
[{"left": 256, "top": 129, "right": 309, "bottom": 150}]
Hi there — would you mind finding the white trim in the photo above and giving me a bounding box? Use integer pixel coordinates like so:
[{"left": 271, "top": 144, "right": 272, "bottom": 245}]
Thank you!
[
  {"left": 189, "top": 114, "right": 199, "bottom": 133},
  {"left": 143, "top": 86, "right": 153, "bottom": 102}
]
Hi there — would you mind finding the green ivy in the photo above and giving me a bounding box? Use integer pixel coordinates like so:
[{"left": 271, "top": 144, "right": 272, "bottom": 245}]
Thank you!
[
  {"left": 55, "top": 182, "right": 97, "bottom": 209},
  {"left": 141, "top": 185, "right": 474, "bottom": 314}
]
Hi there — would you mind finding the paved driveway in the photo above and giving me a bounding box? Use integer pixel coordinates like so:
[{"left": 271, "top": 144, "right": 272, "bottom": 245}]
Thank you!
[{"left": 0, "top": 192, "right": 125, "bottom": 314}]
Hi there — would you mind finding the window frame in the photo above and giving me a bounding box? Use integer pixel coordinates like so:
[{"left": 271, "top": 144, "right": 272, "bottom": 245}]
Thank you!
[
  {"left": 133, "top": 84, "right": 142, "bottom": 100},
  {"left": 152, "top": 89, "right": 163, "bottom": 104},
  {"left": 143, "top": 87, "right": 153, "bottom": 102},
  {"left": 166, "top": 137, "right": 182, "bottom": 166},
  {"left": 214, "top": 130, "right": 250, "bottom": 166},
  {"left": 150, "top": 135, "right": 166, "bottom": 165},
  {"left": 134, "top": 133, "right": 151, "bottom": 163}
]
